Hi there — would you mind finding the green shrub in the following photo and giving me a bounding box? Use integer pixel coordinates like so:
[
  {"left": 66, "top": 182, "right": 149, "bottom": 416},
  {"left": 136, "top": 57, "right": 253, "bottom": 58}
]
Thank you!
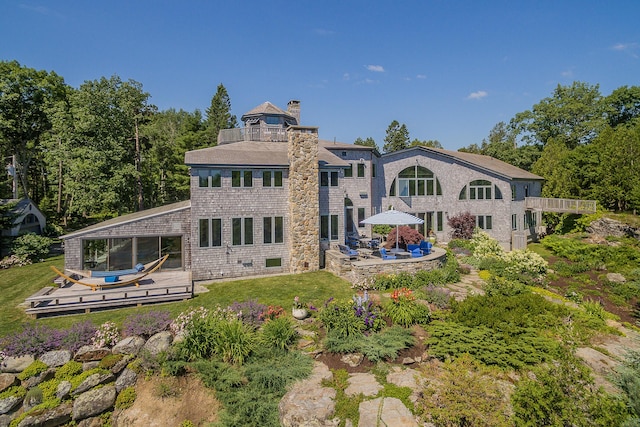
[
  {"left": 512, "top": 354, "right": 629, "bottom": 426},
  {"left": 213, "top": 319, "right": 257, "bottom": 365},
  {"left": 11, "top": 233, "right": 53, "bottom": 262},
  {"left": 176, "top": 315, "right": 218, "bottom": 361},
  {"left": 0, "top": 386, "right": 26, "bottom": 400},
  {"left": 483, "top": 275, "right": 528, "bottom": 297},
  {"left": 613, "top": 350, "right": 640, "bottom": 422},
  {"left": 358, "top": 326, "right": 415, "bottom": 362},
  {"left": 420, "top": 354, "right": 511, "bottom": 426},
  {"left": 17, "top": 359, "right": 48, "bottom": 381},
  {"left": 24, "top": 386, "right": 43, "bottom": 406},
  {"left": 319, "top": 299, "right": 363, "bottom": 339},
  {"left": 384, "top": 288, "right": 431, "bottom": 327},
  {"left": 260, "top": 316, "right": 297, "bottom": 351},
  {"left": 245, "top": 351, "right": 312, "bottom": 393}
]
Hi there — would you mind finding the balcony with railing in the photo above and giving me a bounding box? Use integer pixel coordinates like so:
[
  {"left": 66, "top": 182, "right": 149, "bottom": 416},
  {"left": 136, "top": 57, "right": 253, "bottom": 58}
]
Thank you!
[
  {"left": 525, "top": 197, "right": 597, "bottom": 214},
  {"left": 218, "top": 126, "right": 289, "bottom": 144}
]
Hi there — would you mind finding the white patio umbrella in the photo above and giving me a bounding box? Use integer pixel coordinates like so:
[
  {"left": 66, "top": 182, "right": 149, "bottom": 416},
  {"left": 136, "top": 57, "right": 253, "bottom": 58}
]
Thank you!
[{"left": 360, "top": 209, "right": 424, "bottom": 252}]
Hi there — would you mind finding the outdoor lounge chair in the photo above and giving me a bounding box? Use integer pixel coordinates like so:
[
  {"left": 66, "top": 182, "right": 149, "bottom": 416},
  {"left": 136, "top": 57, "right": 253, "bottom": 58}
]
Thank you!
[
  {"left": 407, "top": 244, "right": 420, "bottom": 252},
  {"left": 410, "top": 248, "right": 424, "bottom": 258},
  {"left": 419, "top": 240, "right": 433, "bottom": 254},
  {"left": 337, "top": 244, "right": 359, "bottom": 259},
  {"left": 50, "top": 255, "right": 169, "bottom": 291},
  {"left": 379, "top": 248, "right": 396, "bottom": 260}
]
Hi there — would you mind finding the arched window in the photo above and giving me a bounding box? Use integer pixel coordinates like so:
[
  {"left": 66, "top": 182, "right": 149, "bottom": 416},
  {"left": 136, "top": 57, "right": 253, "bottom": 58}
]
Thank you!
[
  {"left": 389, "top": 166, "right": 442, "bottom": 197},
  {"left": 458, "top": 180, "right": 504, "bottom": 200}
]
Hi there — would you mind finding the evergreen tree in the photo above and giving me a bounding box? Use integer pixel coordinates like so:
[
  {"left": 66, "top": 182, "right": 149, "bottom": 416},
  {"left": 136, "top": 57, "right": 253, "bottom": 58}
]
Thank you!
[
  {"left": 382, "top": 120, "right": 409, "bottom": 153},
  {"left": 204, "top": 84, "right": 237, "bottom": 146}
]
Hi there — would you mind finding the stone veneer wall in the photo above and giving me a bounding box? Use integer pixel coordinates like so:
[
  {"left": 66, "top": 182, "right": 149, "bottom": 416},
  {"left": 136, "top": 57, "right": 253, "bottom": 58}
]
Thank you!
[
  {"left": 288, "top": 127, "right": 320, "bottom": 273},
  {"left": 325, "top": 248, "right": 447, "bottom": 285}
]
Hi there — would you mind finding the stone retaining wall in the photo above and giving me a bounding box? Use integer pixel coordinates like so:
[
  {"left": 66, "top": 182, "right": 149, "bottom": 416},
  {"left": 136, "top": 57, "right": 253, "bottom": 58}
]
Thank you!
[{"left": 325, "top": 248, "right": 447, "bottom": 285}]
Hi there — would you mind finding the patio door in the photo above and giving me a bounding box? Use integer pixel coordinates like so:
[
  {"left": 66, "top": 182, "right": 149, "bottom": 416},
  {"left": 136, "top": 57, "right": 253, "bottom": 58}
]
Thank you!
[
  {"left": 414, "top": 212, "right": 434, "bottom": 237},
  {"left": 344, "top": 198, "right": 356, "bottom": 234}
]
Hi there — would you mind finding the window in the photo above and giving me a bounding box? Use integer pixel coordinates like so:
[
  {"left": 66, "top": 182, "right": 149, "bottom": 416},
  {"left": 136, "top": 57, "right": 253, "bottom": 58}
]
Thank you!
[
  {"left": 330, "top": 171, "right": 338, "bottom": 186},
  {"left": 372, "top": 163, "right": 376, "bottom": 178},
  {"left": 320, "top": 171, "right": 338, "bottom": 187},
  {"left": 199, "top": 218, "right": 222, "bottom": 247},
  {"left": 263, "top": 216, "right": 284, "bottom": 244},
  {"left": 341, "top": 151, "right": 347, "bottom": 157},
  {"left": 437, "top": 211, "right": 443, "bottom": 232},
  {"left": 344, "top": 164, "right": 353, "bottom": 178},
  {"left": 390, "top": 166, "right": 441, "bottom": 197},
  {"left": 263, "top": 170, "right": 283, "bottom": 187},
  {"left": 198, "top": 169, "right": 221, "bottom": 187},
  {"left": 525, "top": 211, "right": 537, "bottom": 228},
  {"left": 331, "top": 215, "right": 339, "bottom": 240},
  {"left": 459, "top": 180, "right": 501, "bottom": 200},
  {"left": 357, "top": 163, "right": 365, "bottom": 178},
  {"left": 511, "top": 185, "right": 516, "bottom": 201},
  {"left": 266, "top": 258, "right": 282, "bottom": 267},
  {"left": 476, "top": 215, "right": 492, "bottom": 230},
  {"left": 470, "top": 180, "right": 491, "bottom": 200},
  {"left": 232, "top": 170, "right": 253, "bottom": 187},
  {"left": 512, "top": 214, "right": 518, "bottom": 230},
  {"left": 232, "top": 217, "right": 253, "bottom": 245},
  {"left": 265, "top": 116, "right": 279, "bottom": 125},
  {"left": 320, "top": 215, "right": 329, "bottom": 239},
  {"left": 358, "top": 208, "right": 365, "bottom": 228}
]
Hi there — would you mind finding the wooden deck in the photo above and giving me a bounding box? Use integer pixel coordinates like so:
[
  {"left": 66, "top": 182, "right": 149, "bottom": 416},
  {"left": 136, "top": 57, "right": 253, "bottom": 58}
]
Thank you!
[
  {"left": 525, "top": 197, "right": 597, "bottom": 214},
  {"left": 25, "top": 271, "right": 193, "bottom": 318}
]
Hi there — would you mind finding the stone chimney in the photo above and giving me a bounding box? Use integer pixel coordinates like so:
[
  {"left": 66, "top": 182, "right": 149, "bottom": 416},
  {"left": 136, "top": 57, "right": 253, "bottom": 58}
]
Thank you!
[
  {"left": 287, "top": 100, "right": 301, "bottom": 125},
  {"left": 287, "top": 125, "right": 319, "bottom": 273}
]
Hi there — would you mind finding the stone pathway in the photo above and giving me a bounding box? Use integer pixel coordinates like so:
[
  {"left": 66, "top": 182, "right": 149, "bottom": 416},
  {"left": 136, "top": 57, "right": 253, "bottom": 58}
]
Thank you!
[
  {"left": 446, "top": 266, "right": 485, "bottom": 300},
  {"left": 279, "top": 362, "right": 424, "bottom": 426}
]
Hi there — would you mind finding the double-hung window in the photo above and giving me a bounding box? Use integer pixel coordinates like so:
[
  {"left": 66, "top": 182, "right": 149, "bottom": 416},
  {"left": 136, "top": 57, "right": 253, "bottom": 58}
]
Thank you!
[
  {"left": 263, "top": 216, "right": 284, "bottom": 244},
  {"left": 320, "top": 214, "right": 339, "bottom": 240},
  {"left": 263, "top": 170, "right": 283, "bottom": 187},
  {"left": 232, "top": 217, "right": 253, "bottom": 245},
  {"left": 198, "top": 169, "right": 221, "bottom": 188},
  {"left": 199, "top": 218, "right": 222, "bottom": 247},
  {"left": 232, "top": 170, "right": 253, "bottom": 187},
  {"left": 475, "top": 215, "right": 492, "bottom": 230}
]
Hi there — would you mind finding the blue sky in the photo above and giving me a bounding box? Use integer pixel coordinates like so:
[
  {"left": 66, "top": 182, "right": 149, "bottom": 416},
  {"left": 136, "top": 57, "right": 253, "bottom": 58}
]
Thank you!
[{"left": 2, "top": 1, "right": 639, "bottom": 150}]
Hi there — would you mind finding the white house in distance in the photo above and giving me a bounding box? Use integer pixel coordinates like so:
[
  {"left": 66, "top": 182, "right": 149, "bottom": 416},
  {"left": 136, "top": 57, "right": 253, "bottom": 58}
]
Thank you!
[{"left": 60, "top": 100, "right": 546, "bottom": 281}]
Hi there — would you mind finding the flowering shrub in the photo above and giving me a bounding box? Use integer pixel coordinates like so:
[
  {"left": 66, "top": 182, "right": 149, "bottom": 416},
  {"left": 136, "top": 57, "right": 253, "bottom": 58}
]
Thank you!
[
  {"left": 501, "top": 249, "right": 548, "bottom": 278},
  {"left": 353, "top": 291, "right": 384, "bottom": 331},
  {"left": 170, "top": 306, "right": 210, "bottom": 336},
  {"left": 1, "top": 324, "right": 61, "bottom": 357},
  {"left": 123, "top": 311, "right": 171, "bottom": 338},
  {"left": 471, "top": 230, "right": 504, "bottom": 259},
  {"left": 0, "top": 254, "right": 31, "bottom": 269},
  {"left": 386, "top": 226, "right": 425, "bottom": 249},
  {"left": 260, "top": 305, "right": 285, "bottom": 321},
  {"left": 59, "top": 321, "right": 97, "bottom": 353},
  {"left": 229, "top": 299, "right": 268, "bottom": 328},
  {"left": 385, "top": 288, "right": 431, "bottom": 327},
  {"left": 319, "top": 298, "right": 364, "bottom": 339},
  {"left": 92, "top": 322, "right": 120, "bottom": 348},
  {"left": 448, "top": 212, "right": 476, "bottom": 239},
  {"left": 292, "top": 296, "right": 307, "bottom": 309}
]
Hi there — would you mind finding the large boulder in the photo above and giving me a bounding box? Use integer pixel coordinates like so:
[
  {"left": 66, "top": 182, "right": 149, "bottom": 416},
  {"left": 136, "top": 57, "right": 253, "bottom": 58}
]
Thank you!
[
  {"left": 112, "top": 336, "right": 145, "bottom": 356},
  {"left": 73, "top": 372, "right": 115, "bottom": 396},
  {"left": 358, "top": 398, "right": 418, "bottom": 427},
  {"left": 16, "top": 402, "right": 72, "bottom": 427},
  {"left": 72, "top": 385, "right": 116, "bottom": 421},
  {"left": 587, "top": 218, "right": 640, "bottom": 239},
  {"left": 0, "top": 396, "right": 21, "bottom": 415},
  {"left": 74, "top": 346, "right": 111, "bottom": 362},
  {"left": 39, "top": 350, "right": 72, "bottom": 368},
  {"left": 2, "top": 355, "right": 34, "bottom": 373},
  {"left": 115, "top": 368, "right": 137, "bottom": 393},
  {"left": 0, "top": 374, "right": 18, "bottom": 393},
  {"left": 142, "top": 332, "right": 173, "bottom": 357},
  {"left": 279, "top": 362, "right": 338, "bottom": 427}
]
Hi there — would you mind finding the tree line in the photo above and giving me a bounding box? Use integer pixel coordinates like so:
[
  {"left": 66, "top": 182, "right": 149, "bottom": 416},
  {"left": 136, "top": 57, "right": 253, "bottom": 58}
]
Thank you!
[
  {"left": 0, "top": 60, "right": 236, "bottom": 229},
  {"left": 2, "top": 60, "right": 639, "bottom": 232}
]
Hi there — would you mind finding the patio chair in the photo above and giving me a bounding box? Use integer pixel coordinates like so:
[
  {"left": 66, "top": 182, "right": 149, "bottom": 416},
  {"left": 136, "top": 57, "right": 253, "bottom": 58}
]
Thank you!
[
  {"left": 368, "top": 239, "right": 380, "bottom": 250},
  {"left": 410, "top": 248, "right": 423, "bottom": 258},
  {"left": 419, "top": 240, "right": 433, "bottom": 255},
  {"left": 379, "top": 248, "right": 396, "bottom": 260},
  {"left": 337, "top": 244, "right": 359, "bottom": 260},
  {"left": 407, "top": 244, "right": 420, "bottom": 252}
]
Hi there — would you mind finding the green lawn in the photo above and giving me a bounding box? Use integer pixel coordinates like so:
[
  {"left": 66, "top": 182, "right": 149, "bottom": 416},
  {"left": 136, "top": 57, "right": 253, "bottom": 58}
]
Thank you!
[{"left": 0, "top": 258, "right": 354, "bottom": 337}]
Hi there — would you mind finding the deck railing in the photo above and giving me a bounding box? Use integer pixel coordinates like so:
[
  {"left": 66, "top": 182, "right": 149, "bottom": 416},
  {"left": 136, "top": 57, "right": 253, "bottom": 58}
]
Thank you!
[
  {"left": 218, "top": 126, "right": 289, "bottom": 144},
  {"left": 525, "top": 197, "right": 597, "bottom": 214}
]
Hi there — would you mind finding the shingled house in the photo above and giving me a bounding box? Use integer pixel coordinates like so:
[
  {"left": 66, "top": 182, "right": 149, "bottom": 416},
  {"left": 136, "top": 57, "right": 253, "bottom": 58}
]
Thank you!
[{"left": 60, "top": 100, "right": 544, "bottom": 281}]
